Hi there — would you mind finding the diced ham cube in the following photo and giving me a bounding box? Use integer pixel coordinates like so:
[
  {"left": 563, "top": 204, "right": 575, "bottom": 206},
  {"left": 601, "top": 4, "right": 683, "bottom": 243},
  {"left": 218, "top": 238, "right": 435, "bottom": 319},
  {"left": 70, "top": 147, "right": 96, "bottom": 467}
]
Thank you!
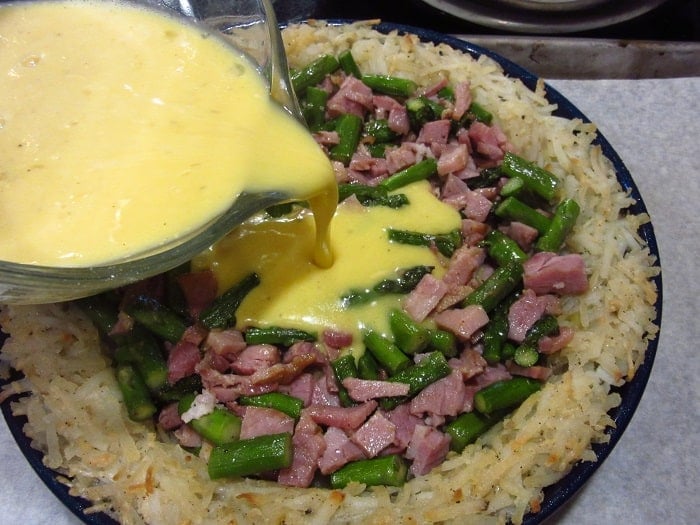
[
  {"left": 417, "top": 119, "right": 451, "bottom": 145},
  {"left": 404, "top": 273, "right": 448, "bottom": 322},
  {"left": 305, "top": 401, "right": 378, "bottom": 431},
  {"left": 240, "top": 406, "right": 295, "bottom": 440},
  {"left": 406, "top": 425, "right": 451, "bottom": 476},
  {"left": 318, "top": 426, "right": 366, "bottom": 475},
  {"left": 278, "top": 414, "right": 325, "bottom": 488},
  {"left": 507, "top": 289, "right": 546, "bottom": 343},
  {"left": 433, "top": 305, "right": 489, "bottom": 340},
  {"left": 342, "top": 377, "right": 410, "bottom": 402},
  {"left": 410, "top": 369, "right": 465, "bottom": 419},
  {"left": 351, "top": 411, "right": 396, "bottom": 457},
  {"left": 230, "top": 344, "right": 280, "bottom": 375},
  {"left": 523, "top": 252, "right": 588, "bottom": 295},
  {"left": 167, "top": 340, "right": 201, "bottom": 384}
]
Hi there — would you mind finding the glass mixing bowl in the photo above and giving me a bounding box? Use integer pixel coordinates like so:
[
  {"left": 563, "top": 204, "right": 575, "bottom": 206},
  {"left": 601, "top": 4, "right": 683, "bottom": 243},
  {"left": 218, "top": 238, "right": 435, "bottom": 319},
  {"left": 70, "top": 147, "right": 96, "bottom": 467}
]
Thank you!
[{"left": 0, "top": 0, "right": 300, "bottom": 304}]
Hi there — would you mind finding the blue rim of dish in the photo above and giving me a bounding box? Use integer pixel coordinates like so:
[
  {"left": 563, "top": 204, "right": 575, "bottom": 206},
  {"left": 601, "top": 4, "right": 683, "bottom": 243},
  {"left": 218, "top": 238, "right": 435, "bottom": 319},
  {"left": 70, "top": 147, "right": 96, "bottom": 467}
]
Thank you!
[{"left": 0, "top": 20, "right": 662, "bottom": 525}]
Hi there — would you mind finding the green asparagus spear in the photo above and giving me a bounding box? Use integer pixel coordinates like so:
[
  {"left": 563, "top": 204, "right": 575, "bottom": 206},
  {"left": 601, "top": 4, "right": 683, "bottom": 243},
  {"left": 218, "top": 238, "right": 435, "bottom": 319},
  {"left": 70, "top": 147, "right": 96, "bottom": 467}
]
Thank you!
[
  {"left": 199, "top": 273, "right": 260, "bottom": 330},
  {"left": 483, "top": 229, "right": 528, "bottom": 267},
  {"left": 387, "top": 228, "right": 462, "bottom": 258},
  {"left": 115, "top": 364, "right": 157, "bottom": 422},
  {"left": 361, "top": 74, "right": 417, "bottom": 98},
  {"left": 330, "top": 113, "right": 363, "bottom": 165},
  {"left": 357, "top": 351, "right": 381, "bottom": 380},
  {"left": 444, "top": 411, "right": 496, "bottom": 453},
  {"left": 363, "top": 330, "right": 411, "bottom": 376},
  {"left": 513, "top": 344, "right": 540, "bottom": 367},
  {"left": 331, "top": 354, "right": 359, "bottom": 407},
  {"left": 113, "top": 333, "right": 168, "bottom": 392},
  {"left": 124, "top": 295, "right": 187, "bottom": 343},
  {"left": 480, "top": 302, "right": 511, "bottom": 365},
  {"left": 238, "top": 392, "right": 304, "bottom": 420},
  {"left": 207, "top": 432, "right": 293, "bottom": 479},
  {"left": 378, "top": 158, "right": 438, "bottom": 192},
  {"left": 341, "top": 265, "right": 433, "bottom": 307},
  {"left": 301, "top": 86, "right": 329, "bottom": 130},
  {"left": 535, "top": 198, "right": 581, "bottom": 252},
  {"left": 501, "top": 152, "right": 560, "bottom": 201},
  {"left": 474, "top": 377, "right": 542, "bottom": 414},
  {"left": 178, "top": 393, "right": 242, "bottom": 446},
  {"left": 466, "top": 101, "right": 493, "bottom": 124},
  {"left": 426, "top": 328, "right": 458, "bottom": 358},
  {"left": 388, "top": 308, "right": 430, "bottom": 355},
  {"left": 338, "top": 49, "right": 362, "bottom": 78},
  {"left": 290, "top": 54, "right": 339, "bottom": 94},
  {"left": 463, "top": 261, "right": 523, "bottom": 313},
  {"left": 337, "top": 183, "right": 409, "bottom": 209},
  {"left": 330, "top": 454, "right": 408, "bottom": 488},
  {"left": 244, "top": 326, "right": 316, "bottom": 346},
  {"left": 494, "top": 197, "right": 552, "bottom": 234},
  {"left": 364, "top": 118, "right": 400, "bottom": 143},
  {"left": 467, "top": 166, "right": 502, "bottom": 189},
  {"left": 382, "top": 351, "right": 451, "bottom": 409}
]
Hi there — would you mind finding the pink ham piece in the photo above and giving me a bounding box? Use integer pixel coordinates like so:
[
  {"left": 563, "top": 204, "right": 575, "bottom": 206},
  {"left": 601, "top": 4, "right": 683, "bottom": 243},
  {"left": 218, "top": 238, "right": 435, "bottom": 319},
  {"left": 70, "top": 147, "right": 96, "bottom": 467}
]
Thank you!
[
  {"left": 410, "top": 369, "right": 465, "bottom": 419},
  {"left": 108, "top": 311, "right": 134, "bottom": 337},
  {"left": 173, "top": 424, "right": 203, "bottom": 448},
  {"left": 420, "top": 77, "right": 449, "bottom": 97},
  {"left": 461, "top": 219, "right": 489, "bottom": 247},
  {"left": 405, "top": 425, "right": 451, "bottom": 476},
  {"left": 351, "top": 412, "right": 396, "bottom": 457},
  {"left": 342, "top": 377, "right": 410, "bottom": 402},
  {"left": 507, "top": 362, "right": 552, "bottom": 381},
  {"left": 157, "top": 402, "right": 182, "bottom": 431},
  {"left": 327, "top": 76, "right": 373, "bottom": 118},
  {"left": 384, "top": 403, "right": 422, "bottom": 450},
  {"left": 385, "top": 143, "right": 418, "bottom": 174},
  {"left": 451, "top": 81, "right": 472, "bottom": 120},
  {"left": 417, "top": 119, "right": 451, "bottom": 145},
  {"left": 322, "top": 329, "right": 353, "bottom": 350},
  {"left": 437, "top": 143, "right": 469, "bottom": 176},
  {"left": 278, "top": 414, "right": 325, "bottom": 488},
  {"left": 448, "top": 348, "right": 487, "bottom": 381},
  {"left": 313, "top": 130, "right": 340, "bottom": 146},
  {"left": 305, "top": 400, "right": 378, "bottom": 431},
  {"left": 442, "top": 245, "right": 486, "bottom": 290},
  {"left": 230, "top": 344, "right": 280, "bottom": 375},
  {"left": 318, "top": 426, "right": 366, "bottom": 475},
  {"left": 250, "top": 352, "right": 317, "bottom": 386},
  {"left": 176, "top": 270, "right": 218, "bottom": 320},
  {"left": 538, "top": 326, "right": 575, "bottom": 354},
  {"left": 198, "top": 366, "right": 277, "bottom": 402},
  {"left": 239, "top": 406, "right": 295, "bottom": 440},
  {"left": 507, "top": 289, "right": 547, "bottom": 343},
  {"left": 433, "top": 304, "right": 489, "bottom": 340},
  {"left": 311, "top": 374, "right": 342, "bottom": 407},
  {"left": 204, "top": 329, "right": 246, "bottom": 357},
  {"left": 501, "top": 222, "right": 539, "bottom": 252},
  {"left": 523, "top": 252, "right": 588, "bottom": 295},
  {"left": 373, "top": 95, "right": 411, "bottom": 135},
  {"left": 281, "top": 373, "right": 315, "bottom": 407},
  {"left": 167, "top": 340, "right": 200, "bottom": 384},
  {"left": 468, "top": 121, "right": 512, "bottom": 161},
  {"left": 403, "top": 273, "right": 448, "bottom": 322}
]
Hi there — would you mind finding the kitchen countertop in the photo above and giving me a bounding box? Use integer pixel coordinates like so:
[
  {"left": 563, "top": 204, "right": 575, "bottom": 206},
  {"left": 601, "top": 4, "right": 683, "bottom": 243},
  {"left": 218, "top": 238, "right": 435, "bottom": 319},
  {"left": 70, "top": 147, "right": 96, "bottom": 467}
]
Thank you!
[{"left": 0, "top": 70, "right": 697, "bottom": 524}]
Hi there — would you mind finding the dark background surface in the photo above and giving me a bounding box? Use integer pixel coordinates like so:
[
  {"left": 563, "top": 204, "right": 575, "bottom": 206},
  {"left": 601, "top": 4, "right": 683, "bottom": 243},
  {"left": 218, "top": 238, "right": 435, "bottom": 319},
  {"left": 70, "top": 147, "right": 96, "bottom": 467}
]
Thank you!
[{"left": 272, "top": 0, "right": 700, "bottom": 41}]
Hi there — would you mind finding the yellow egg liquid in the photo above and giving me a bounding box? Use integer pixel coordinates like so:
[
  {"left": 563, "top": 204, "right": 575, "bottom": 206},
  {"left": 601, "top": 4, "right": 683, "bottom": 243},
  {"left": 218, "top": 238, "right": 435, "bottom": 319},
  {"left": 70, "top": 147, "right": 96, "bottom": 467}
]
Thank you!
[
  {"left": 0, "top": 0, "right": 336, "bottom": 267},
  {"left": 195, "top": 181, "right": 461, "bottom": 353}
]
